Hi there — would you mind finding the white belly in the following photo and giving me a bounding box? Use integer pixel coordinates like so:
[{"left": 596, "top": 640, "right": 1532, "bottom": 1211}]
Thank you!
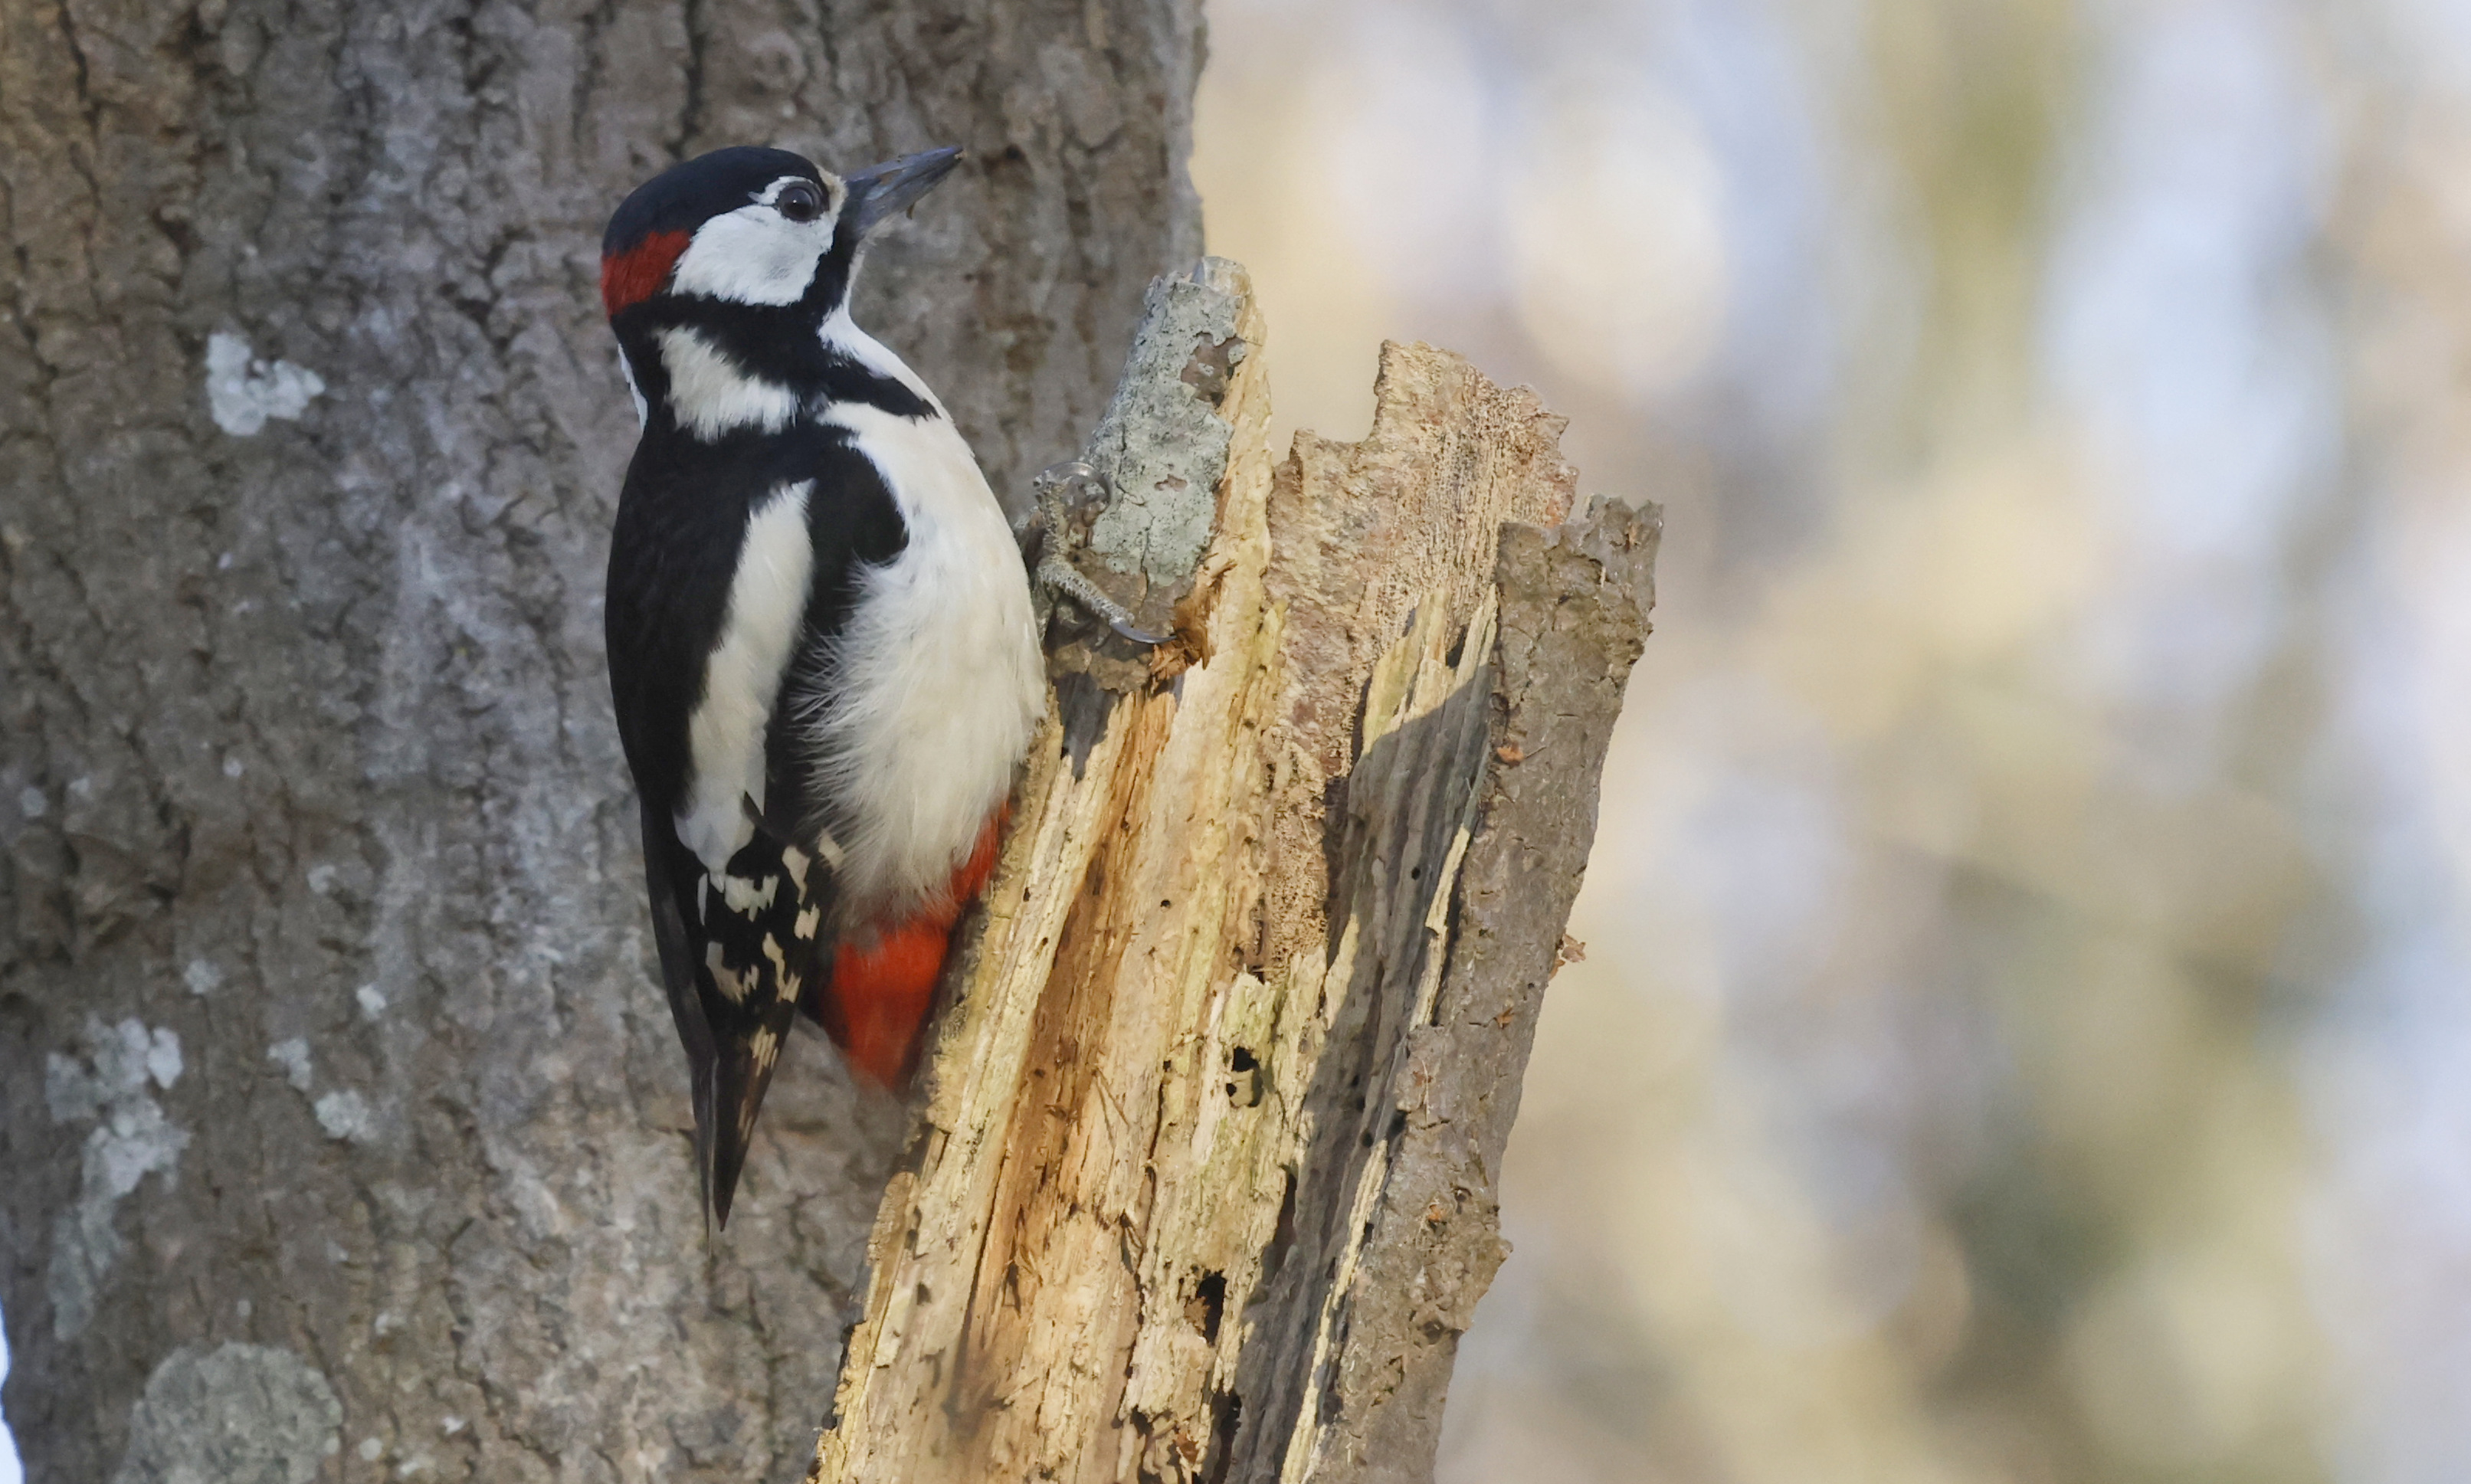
[{"left": 804, "top": 399, "right": 1044, "bottom": 928}]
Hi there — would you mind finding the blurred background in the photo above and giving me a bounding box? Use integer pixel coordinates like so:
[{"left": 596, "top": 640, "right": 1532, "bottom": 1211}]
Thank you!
[{"left": 1193, "top": 0, "right": 2471, "bottom": 1480}]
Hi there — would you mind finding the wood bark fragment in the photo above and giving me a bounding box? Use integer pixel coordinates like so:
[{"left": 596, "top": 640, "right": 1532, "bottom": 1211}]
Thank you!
[{"left": 812, "top": 264, "right": 1662, "bottom": 1484}]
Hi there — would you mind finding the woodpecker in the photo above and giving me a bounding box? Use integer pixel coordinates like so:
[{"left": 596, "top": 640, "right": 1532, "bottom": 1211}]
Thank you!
[{"left": 599, "top": 145, "right": 1044, "bottom": 1225}]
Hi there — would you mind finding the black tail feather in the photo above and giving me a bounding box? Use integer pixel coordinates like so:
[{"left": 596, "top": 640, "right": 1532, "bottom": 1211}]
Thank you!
[
  {"left": 695, "top": 1011, "right": 795, "bottom": 1229},
  {"left": 706, "top": 1056, "right": 758, "bottom": 1229}
]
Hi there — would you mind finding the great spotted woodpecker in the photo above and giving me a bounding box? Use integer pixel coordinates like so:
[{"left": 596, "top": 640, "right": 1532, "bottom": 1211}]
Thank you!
[{"left": 599, "top": 146, "right": 1043, "bottom": 1225}]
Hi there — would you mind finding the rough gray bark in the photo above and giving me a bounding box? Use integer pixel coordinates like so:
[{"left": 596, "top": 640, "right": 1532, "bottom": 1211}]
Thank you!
[{"left": 0, "top": 2, "right": 1201, "bottom": 1479}]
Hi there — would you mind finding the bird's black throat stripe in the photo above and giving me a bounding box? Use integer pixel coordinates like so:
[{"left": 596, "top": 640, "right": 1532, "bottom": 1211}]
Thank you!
[{"left": 611, "top": 282, "right": 935, "bottom": 422}]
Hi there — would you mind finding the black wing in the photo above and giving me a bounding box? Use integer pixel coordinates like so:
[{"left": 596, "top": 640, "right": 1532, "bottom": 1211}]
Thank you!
[{"left": 608, "top": 420, "right": 906, "bottom": 1226}]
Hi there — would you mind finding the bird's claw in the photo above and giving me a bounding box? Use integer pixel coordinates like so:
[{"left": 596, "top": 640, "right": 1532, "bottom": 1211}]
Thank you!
[
  {"left": 1035, "top": 553, "right": 1168, "bottom": 646},
  {"left": 1024, "top": 460, "right": 1168, "bottom": 647}
]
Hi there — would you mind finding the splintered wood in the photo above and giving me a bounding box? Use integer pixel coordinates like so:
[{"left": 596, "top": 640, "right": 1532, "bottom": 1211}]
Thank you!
[{"left": 811, "top": 260, "right": 1660, "bottom": 1484}]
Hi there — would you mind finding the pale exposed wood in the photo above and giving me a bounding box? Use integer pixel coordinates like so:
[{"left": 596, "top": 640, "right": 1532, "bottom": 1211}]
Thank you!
[
  {"left": 811, "top": 263, "right": 1661, "bottom": 1484},
  {"left": 1231, "top": 500, "right": 1663, "bottom": 1484}
]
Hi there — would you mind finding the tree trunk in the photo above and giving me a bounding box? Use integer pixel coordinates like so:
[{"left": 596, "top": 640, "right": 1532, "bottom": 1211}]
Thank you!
[
  {"left": 811, "top": 263, "right": 1660, "bottom": 1483},
  {"left": 0, "top": 2, "right": 1201, "bottom": 1479}
]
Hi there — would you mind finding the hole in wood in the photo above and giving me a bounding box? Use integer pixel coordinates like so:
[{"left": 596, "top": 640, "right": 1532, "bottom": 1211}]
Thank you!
[
  {"left": 1186, "top": 1270, "right": 1227, "bottom": 1344},
  {"left": 1224, "top": 1045, "right": 1263, "bottom": 1106}
]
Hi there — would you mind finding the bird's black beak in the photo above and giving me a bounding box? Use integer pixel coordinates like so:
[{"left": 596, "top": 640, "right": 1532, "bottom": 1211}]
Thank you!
[{"left": 844, "top": 146, "right": 963, "bottom": 238}]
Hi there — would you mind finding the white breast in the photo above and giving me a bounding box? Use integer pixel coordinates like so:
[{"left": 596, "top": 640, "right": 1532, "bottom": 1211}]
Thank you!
[
  {"left": 679, "top": 481, "right": 815, "bottom": 875},
  {"left": 801, "top": 322, "right": 1045, "bottom": 927}
]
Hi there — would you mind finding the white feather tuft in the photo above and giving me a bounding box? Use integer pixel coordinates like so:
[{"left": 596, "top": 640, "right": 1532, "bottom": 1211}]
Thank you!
[{"left": 657, "top": 326, "right": 801, "bottom": 441}]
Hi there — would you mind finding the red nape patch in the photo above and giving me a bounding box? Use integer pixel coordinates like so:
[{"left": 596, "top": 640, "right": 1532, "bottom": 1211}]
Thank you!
[
  {"left": 599, "top": 229, "right": 691, "bottom": 318},
  {"left": 814, "top": 811, "right": 1010, "bottom": 1089}
]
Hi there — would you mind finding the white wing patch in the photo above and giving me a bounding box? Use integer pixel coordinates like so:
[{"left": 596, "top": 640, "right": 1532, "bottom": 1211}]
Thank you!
[
  {"left": 658, "top": 326, "right": 801, "bottom": 442},
  {"left": 801, "top": 374, "right": 1044, "bottom": 925},
  {"left": 677, "top": 480, "right": 815, "bottom": 875}
]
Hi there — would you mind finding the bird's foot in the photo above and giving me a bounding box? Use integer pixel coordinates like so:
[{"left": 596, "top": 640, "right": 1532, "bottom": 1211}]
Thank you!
[{"left": 1021, "top": 460, "right": 1168, "bottom": 646}]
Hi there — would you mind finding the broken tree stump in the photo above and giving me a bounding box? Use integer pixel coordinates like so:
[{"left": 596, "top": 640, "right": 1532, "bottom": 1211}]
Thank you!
[{"left": 810, "top": 258, "right": 1661, "bottom": 1484}]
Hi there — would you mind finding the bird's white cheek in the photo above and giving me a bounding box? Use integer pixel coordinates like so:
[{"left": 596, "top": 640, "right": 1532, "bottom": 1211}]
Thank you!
[{"left": 670, "top": 207, "right": 834, "bottom": 306}]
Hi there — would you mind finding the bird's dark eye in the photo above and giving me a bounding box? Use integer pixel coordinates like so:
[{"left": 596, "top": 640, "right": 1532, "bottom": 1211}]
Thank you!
[{"left": 775, "top": 181, "right": 826, "bottom": 223}]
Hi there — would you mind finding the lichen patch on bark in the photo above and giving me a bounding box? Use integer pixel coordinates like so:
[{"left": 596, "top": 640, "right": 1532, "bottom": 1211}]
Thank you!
[
  {"left": 111, "top": 1343, "right": 342, "bottom": 1484},
  {"left": 44, "top": 1019, "right": 189, "bottom": 1342}
]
